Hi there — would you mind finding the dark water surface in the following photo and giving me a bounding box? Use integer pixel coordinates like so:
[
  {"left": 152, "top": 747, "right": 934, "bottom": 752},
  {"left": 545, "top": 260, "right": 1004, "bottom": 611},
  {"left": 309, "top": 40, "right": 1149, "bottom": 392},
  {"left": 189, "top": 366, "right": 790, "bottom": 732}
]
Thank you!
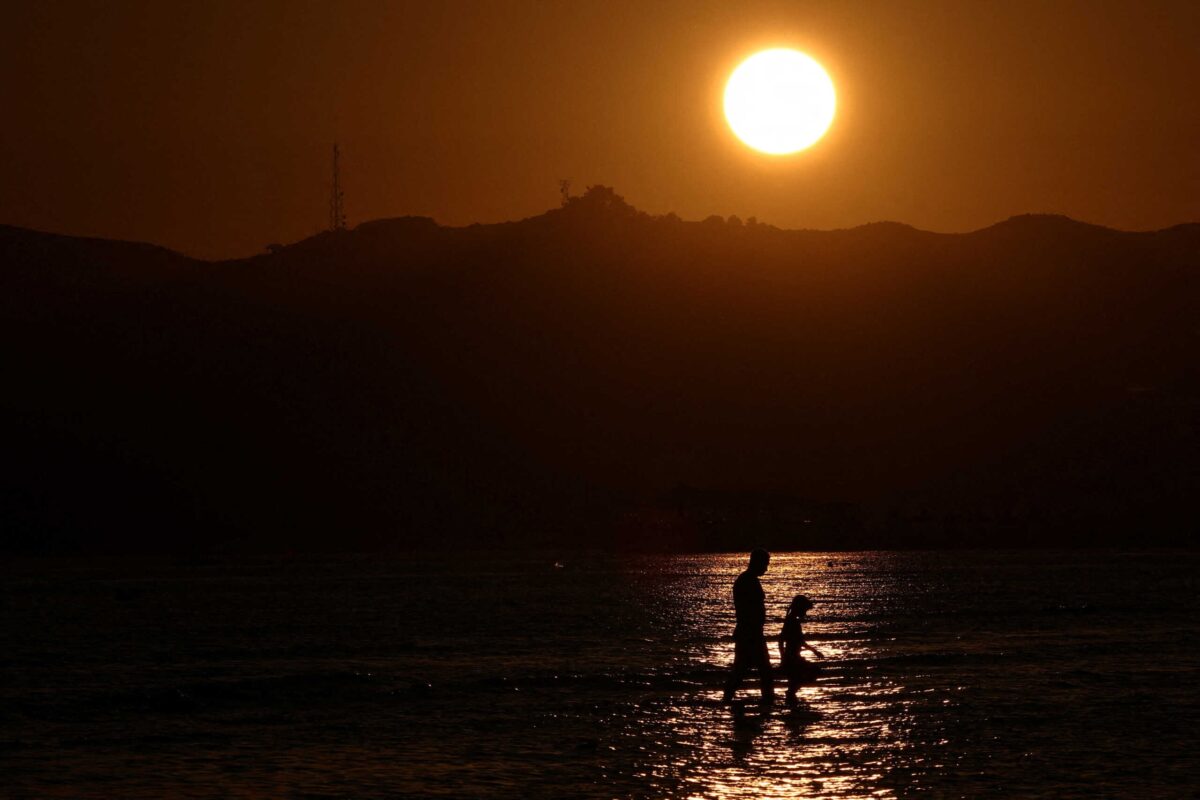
[{"left": 4, "top": 551, "right": 1199, "bottom": 798}]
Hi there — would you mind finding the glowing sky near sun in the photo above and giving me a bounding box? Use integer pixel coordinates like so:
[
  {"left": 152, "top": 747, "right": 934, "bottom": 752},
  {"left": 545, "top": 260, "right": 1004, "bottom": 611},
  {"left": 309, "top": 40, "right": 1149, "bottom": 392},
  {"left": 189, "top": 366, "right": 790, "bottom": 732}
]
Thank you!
[{"left": 1, "top": 1, "right": 1197, "bottom": 257}]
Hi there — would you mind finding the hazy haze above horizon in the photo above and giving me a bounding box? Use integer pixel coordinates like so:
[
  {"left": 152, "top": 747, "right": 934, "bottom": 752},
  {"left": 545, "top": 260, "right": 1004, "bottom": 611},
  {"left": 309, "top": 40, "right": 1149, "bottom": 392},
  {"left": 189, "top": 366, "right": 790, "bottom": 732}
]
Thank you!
[{"left": 2, "top": 0, "right": 1198, "bottom": 259}]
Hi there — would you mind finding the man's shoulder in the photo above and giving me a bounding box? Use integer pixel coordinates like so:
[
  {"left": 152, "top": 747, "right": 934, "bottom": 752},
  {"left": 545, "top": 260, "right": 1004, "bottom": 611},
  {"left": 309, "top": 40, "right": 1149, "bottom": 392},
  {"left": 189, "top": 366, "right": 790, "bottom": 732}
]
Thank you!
[{"left": 733, "top": 570, "right": 760, "bottom": 591}]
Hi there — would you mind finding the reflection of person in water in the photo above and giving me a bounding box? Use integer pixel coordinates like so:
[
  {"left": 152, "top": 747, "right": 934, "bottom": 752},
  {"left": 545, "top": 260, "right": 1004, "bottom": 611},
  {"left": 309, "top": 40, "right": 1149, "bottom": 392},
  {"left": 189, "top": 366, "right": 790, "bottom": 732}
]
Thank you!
[
  {"left": 722, "top": 548, "right": 774, "bottom": 704},
  {"left": 780, "top": 594, "right": 823, "bottom": 706}
]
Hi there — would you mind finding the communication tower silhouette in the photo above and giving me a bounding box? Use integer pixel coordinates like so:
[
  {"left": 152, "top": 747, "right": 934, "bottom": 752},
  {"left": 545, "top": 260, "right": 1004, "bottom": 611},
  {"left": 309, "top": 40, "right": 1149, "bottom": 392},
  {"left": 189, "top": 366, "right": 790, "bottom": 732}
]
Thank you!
[{"left": 329, "top": 143, "right": 347, "bottom": 231}]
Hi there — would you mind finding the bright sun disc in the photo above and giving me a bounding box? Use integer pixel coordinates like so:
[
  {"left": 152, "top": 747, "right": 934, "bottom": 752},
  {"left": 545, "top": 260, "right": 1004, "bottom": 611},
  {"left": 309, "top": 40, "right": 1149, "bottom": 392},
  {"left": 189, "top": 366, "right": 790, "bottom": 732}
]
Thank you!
[{"left": 724, "top": 48, "right": 836, "bottom": 155}]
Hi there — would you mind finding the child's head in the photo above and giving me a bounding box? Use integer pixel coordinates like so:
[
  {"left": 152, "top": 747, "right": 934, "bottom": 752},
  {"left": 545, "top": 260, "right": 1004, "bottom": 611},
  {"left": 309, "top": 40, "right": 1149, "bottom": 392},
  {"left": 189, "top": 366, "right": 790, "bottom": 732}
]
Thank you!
[{"left": 789, "top": 595, "right": 814, "bottom": 617}]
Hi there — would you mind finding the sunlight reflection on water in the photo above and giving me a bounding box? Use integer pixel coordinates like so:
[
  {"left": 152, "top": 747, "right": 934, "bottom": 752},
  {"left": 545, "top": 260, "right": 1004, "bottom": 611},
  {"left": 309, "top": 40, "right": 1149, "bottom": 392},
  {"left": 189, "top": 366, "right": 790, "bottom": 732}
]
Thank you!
[
  {"left": 585, "top": 550, "right": 1197, "bottom": 798},
  {"left": 5, "top": 551, "right": 1198, "bottom": 797},
  {"left": 621, "top": 552, "right": 910, "bottom": 799}
]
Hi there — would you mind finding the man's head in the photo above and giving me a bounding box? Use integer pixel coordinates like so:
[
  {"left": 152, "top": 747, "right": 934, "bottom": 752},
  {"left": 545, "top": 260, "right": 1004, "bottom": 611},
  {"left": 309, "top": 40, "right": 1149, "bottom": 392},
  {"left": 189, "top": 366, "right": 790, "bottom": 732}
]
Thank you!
[{"left": 748, "top": 548, "right": 770, "bottom": 576}]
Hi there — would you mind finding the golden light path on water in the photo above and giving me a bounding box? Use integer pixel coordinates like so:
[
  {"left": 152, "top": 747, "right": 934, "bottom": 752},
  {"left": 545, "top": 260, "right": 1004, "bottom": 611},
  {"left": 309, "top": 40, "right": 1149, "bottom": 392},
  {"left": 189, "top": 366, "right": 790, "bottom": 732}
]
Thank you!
[
  {"left": 7, "top": 551, "right": 1194, "bottom": 797},
  {"left": 612, "top": 552, "right": 948, "bottom": 799}
]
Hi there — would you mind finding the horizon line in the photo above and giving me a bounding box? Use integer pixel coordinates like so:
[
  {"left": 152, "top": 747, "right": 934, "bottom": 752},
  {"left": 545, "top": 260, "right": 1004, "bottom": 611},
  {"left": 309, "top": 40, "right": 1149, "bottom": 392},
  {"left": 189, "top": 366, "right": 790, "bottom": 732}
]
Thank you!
[{"left": 2, "top": 198, "right": 1197, "bottom": 263}]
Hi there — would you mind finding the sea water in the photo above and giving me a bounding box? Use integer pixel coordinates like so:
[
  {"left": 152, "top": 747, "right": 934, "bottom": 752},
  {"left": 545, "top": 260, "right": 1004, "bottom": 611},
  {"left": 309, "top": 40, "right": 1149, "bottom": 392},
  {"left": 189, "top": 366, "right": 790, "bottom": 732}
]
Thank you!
[{"left": 3, "top": 551, "right": 1198, "bottom": 798}]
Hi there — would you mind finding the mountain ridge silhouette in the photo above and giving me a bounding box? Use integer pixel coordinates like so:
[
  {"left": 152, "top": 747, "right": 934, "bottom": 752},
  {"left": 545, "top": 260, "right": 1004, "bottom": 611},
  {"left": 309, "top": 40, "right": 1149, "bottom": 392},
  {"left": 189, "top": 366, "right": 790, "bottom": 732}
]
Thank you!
[
  {"left": 2, "top": 191, "right": 1198, "bottom": 552},
  {"left": 9, "top": 203, "right": 1194, "bottom": 265}
]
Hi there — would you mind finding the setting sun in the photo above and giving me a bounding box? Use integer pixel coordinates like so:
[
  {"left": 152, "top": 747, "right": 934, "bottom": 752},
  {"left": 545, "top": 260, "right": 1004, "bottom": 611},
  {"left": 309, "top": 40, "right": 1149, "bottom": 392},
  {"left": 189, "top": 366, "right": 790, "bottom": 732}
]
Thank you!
[{"left": 724, "top": 48, "right": 836, "bottom": 155}]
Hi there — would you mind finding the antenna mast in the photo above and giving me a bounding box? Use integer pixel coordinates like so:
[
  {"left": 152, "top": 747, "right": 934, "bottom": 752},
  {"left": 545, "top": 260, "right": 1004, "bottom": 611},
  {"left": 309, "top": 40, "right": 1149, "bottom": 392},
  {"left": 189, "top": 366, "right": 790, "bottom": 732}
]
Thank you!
[{"left": 329, "top": 143, "right": 346, "bottom": 231}]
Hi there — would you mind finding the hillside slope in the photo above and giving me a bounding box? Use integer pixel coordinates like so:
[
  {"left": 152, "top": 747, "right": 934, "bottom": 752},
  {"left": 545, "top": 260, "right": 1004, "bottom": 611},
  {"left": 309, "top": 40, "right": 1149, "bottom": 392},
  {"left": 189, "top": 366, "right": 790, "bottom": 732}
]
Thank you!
[{"left": 3, "top": 191, "right": 1198, "bottom": 551}]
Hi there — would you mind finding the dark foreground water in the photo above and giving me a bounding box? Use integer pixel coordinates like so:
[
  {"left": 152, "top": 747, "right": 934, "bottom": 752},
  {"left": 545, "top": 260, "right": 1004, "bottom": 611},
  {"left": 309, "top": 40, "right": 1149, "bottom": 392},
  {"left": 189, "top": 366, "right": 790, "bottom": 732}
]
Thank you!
[{"left": 3, "top": 551, "right": 1199, "bottom": 798}]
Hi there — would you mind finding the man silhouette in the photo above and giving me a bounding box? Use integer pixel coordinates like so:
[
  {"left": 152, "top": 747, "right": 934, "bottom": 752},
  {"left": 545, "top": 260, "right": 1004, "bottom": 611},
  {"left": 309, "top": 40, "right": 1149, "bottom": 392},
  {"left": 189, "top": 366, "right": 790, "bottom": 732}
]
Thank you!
[{"left": 722, "top": 548, "right": 774, "bottom": 704}]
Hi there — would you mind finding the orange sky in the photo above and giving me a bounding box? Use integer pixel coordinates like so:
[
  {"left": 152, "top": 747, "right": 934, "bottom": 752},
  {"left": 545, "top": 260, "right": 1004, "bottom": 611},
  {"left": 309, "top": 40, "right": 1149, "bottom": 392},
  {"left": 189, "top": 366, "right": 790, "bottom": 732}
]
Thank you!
[{"left": 2, "top": 0, "right": 1197, "bottom": 259}]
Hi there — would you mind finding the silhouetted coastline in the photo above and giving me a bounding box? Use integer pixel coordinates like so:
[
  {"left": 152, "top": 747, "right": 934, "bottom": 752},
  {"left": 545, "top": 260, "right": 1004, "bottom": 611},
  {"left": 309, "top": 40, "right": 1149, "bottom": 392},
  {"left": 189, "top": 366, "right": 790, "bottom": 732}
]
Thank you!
[{"left": 3, "top": 188, "right": 1198, "bottom": 554}]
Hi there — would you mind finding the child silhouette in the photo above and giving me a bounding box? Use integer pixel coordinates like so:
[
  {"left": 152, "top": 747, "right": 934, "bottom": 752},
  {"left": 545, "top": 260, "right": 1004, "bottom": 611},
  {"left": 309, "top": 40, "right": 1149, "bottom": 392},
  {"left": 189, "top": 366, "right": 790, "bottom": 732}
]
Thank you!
[{"left": 780, "top": 594, "right": 823, "bottom": 706}]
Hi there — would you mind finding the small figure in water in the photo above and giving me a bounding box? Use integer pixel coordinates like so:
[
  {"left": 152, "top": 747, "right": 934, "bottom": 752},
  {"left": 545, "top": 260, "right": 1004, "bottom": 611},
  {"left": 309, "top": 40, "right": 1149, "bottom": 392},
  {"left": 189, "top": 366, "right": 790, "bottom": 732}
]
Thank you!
[
  {"left": 780, "top": 594, "right": 823, "bottom": 706},
  {"left": 722, "top": 548, "right": 775, "bottom": 705}
]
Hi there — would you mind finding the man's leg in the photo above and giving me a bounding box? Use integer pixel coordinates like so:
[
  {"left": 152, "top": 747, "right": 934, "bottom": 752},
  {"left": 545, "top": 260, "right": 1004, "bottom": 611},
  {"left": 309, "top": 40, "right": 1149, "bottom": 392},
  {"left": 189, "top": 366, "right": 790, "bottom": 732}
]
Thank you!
[
  {"left": 722, "top": 638, "right": 749, "bottom": 702},
  {"left": 756, "top": 637, "right": 775, "bottom": 703}
]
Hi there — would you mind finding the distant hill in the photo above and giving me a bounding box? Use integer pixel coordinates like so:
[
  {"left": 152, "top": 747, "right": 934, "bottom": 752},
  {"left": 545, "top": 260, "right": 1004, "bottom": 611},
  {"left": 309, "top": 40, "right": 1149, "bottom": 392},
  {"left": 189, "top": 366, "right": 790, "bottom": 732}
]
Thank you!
[{"left": 2, "top": 187, "right": 1198, "bottom": 552}]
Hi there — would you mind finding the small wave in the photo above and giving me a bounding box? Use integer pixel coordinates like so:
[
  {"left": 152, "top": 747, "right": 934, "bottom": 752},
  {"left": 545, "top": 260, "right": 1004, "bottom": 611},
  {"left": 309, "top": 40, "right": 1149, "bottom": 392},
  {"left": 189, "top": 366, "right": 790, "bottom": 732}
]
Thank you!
[
  {"left": 107, "top": 670, "right": 387, "bottom": 714},
  {"left": 472, "top": 666, "right": 727, "bottom": 693},
  {"left": 866, "top": 650, "right": 1013, "bottom": 667}
]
